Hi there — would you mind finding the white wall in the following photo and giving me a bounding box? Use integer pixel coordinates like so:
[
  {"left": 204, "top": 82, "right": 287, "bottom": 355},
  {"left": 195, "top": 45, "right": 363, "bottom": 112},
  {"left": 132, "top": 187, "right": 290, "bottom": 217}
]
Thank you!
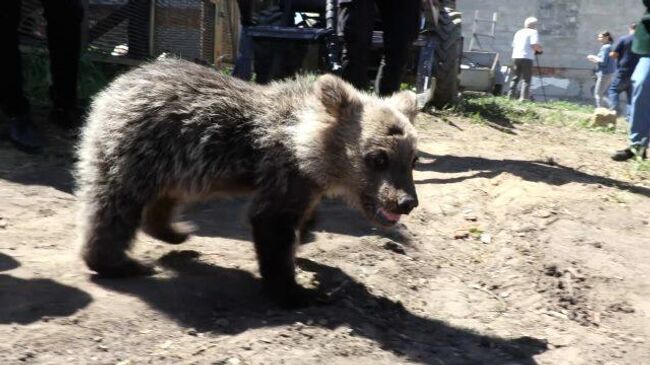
[{"left": 457, "top": 0, "right": 645, "bottom": 100}]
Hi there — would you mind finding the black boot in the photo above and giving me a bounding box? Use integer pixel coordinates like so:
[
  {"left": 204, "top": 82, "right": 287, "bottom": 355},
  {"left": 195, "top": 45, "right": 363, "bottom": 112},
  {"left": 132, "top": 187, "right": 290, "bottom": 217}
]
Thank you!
[
  {"left": 49, "top": 106, "right": 82, "bottom": 138},
  {"left": 8, "top": 114, "right": 43, "bottom": 154},
  {"left": 611, "top": 147, "right": 647, "bottom": 161}
]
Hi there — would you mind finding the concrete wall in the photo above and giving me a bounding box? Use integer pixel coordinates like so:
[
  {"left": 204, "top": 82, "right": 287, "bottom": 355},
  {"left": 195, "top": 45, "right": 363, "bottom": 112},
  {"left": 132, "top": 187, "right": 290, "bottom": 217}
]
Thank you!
[{"left": 457, "top": 0, "right": 645, "bottom": 100}]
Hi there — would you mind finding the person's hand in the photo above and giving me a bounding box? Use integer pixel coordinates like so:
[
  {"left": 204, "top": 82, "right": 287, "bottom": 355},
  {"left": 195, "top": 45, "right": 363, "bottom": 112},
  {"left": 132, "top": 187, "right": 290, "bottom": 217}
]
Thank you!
[
  {"left": 535, "top": 50, "right": 543, "bottom": 55},
  {"left": 587, "top": 55, "right": 599, "bottom": 63}
]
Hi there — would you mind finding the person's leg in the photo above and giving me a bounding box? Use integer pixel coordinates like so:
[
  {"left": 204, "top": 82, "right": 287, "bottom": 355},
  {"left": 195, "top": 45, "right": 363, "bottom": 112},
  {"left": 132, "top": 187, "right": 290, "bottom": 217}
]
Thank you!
[
  {"left": 600, "top": 73, "right": 613, "bottom": 108},
  {"left": 0, "top": 0, "right": 30, "bottom": 117},
  {"left": 232, "top": 27, "right": 253, "bottom": 81},
  {"left": 41, "top": 0, "right": 84, "bottom": 128},
  {"left": 0, "top": 0, "right": 43, "bottom": 153},
  {"left": 508, "top": 59, "right": 523, "bottom": 99},
  {"left": 608, "top": 73, "right": 622, "bottom": 114},
  {"left": 622, "top": 77, "right": 633, "bottom": 121},
  {"left": 374, "top": 0, "right": 419, "bottom": 96},
  {"left": 338, "top": 0, "right": 375, "bottom": 91},
  {"left": 520, "top": 59, "right": 533, "bottom": 101},
  {"left": 612, "top": 57, "right": 650, "bottom": 161},
  {"left": 628, "top": 57, "right": 650, "bottom": 151},
  {"left": 594, "top": 72, "right": 603, "bottom": 107}
]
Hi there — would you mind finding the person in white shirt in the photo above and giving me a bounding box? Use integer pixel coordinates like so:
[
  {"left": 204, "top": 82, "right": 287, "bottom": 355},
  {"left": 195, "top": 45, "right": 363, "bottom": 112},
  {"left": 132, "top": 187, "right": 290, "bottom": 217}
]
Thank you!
[{"left": 508, "top": 17, "right": 543, "bottom": 101}]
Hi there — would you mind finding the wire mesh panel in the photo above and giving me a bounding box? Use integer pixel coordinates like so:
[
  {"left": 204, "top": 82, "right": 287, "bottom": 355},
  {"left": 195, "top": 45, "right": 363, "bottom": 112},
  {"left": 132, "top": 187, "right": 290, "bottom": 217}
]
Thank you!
[
  {"left": 87, "top": 0, "right": 150, "bottom": 59},
  {"left": 17, "top": 0, "right": 48, "bottom": 46},
  {"left": 87, "top": 0, "right": 216, "bottom": 63},
  {"left": 16, "top": 0, "right": 217, "bottom": 64}
]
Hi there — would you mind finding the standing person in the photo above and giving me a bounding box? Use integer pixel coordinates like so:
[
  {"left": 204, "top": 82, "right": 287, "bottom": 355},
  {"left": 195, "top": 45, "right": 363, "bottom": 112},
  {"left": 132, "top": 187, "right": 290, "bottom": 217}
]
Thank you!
[
  {"left": 508, "top": 17, "right": 543, "bottom": 101},
  {"left": 612, "top": 0, "right": 650, "bottom": 161},
  {"left": 608, "top": 24, "right": 640, "bottom": 119},
  {"left": 587, "top": 31, "right": 616, "bottom": 108},
  {"left": 0, "top": 0, "right": 84, "bottom": 154},
  {"left": 338, "top": 0, "right": 420, "bottom": 96}
]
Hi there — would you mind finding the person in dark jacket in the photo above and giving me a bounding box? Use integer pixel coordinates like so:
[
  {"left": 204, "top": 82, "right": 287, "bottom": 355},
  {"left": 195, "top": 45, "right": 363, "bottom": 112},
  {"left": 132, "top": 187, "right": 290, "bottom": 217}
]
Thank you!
[
  {"left": 608, "top": 23, "right": 640, "bottom": 119},
  {"left": 337, "top": 0, "right": 420, "bottom": 96},
  {"left": 0, "top": 0, "right": 84, "bottom": 154}
]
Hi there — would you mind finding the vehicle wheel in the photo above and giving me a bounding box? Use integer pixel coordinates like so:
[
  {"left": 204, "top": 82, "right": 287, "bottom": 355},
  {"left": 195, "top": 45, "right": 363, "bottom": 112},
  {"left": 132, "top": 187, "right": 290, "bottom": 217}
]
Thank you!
[{"left": 431, "top": 7, "right": 462, "bottom": 108}]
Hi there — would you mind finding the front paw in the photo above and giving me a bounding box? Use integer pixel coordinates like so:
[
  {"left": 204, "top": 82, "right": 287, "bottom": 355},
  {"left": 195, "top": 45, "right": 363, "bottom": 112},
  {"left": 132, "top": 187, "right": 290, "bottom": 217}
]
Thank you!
[{"left": 266, "top": 284, "right": 328, "bottom": 309}]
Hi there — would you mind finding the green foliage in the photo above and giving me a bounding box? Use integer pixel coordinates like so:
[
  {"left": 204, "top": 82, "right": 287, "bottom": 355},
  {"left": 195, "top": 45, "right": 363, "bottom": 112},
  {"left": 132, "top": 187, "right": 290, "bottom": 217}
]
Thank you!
[
  {"left": 439, "top": 94, "right": 621, "bottom": 134},
  {"left": 21, "top": 48, "right": 127, "bottom": 107},
  {"left": 632, "top": 159, "right": 650, "bottom": 173}
]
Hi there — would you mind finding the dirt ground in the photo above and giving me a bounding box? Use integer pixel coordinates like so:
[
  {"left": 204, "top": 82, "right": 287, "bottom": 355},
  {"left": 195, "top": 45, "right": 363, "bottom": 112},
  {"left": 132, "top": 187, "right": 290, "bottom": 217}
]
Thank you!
[{"left": 1, "top": 105, "right": 649, "bottom": 365}]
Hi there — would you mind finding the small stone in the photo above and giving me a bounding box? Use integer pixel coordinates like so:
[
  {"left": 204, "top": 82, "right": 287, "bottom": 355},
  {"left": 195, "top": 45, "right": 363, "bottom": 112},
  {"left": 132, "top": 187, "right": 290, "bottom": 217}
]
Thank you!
[
  {"left": 608, "top": 302, "right": 635, "bottom": 314},
  {"left": 92, "top": 336, "right": 103, "bottom": 342},
  {"left": 187, "top": 329, "right": 198, "bottom": 336},
  {"left": 589, "top": 107, "right": 617, "bottom": 128},
  {"left": 464, "top": 213, "right": 478, "bottom": 221},
  {"left": 514, "top": 223, "right": 537, "bottom": 233},
  {"left": 480, "top": 233, "right": 492, "bottom": 244},
  {"left": 223, "top": 358, "right": 242, "bottom": 365},
  {"left": 98, "top": 345, "right": 109, "bottom": 352},
  {"left": 116, "top": 361, "right": 132, "bottom": 365},
  {"left": 592, "top": 311, "right": 601, "bottom": 324},
  {"left": 454, "top": 230, "right": 469, "bottom": 240},
  {"left": 382, "top": 240, "right": 406, "bottom": 255},
  {"left": 19, "top": 352, "right": 35, "bottom": 362},
  {"left": 159, "top": 340, "right": 173, "bottom": 349},
  {"left": 545, "top": 310, "right": 568, "bottom": 320},
  {"left": 534, "top": 209, "right": 554, "bottom": 218},
  {"left": 0, "top": 220, "right": 7, "bottom": 229}
]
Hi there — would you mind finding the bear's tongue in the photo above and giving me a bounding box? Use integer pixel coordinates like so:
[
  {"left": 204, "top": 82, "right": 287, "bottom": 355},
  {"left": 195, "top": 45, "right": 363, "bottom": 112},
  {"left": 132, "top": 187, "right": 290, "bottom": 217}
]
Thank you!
[{"left": 378, "top": 207, "right": 401, "bottom": 223}]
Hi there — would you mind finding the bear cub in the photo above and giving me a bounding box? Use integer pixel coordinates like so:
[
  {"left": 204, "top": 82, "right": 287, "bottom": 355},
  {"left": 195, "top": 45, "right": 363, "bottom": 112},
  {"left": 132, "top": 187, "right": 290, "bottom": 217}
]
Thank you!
[{"left": 76, "top": 58, "right": 419, "bottom": 307}]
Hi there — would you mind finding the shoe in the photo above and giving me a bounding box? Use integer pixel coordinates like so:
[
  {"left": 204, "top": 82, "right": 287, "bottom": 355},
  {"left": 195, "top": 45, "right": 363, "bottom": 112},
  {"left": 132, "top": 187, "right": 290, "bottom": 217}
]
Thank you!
[
  {"left": 8, "top": 114, "right": 43, "bottom": 154},
  {"left": 49, "top": 106, "right": 82, "bottom": 139},
  {"left": 611, "top": 147, "right": 647, "bottom": 161}
]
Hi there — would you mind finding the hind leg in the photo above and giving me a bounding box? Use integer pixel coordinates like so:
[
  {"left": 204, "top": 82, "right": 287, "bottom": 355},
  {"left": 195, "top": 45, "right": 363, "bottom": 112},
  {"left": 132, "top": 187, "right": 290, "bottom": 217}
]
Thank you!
[
  {"left": 141, "top": 196, "right": 192, "bottom": 244},
  {"left": 79, "top": 191, "right": 154, "bottom": 277}
]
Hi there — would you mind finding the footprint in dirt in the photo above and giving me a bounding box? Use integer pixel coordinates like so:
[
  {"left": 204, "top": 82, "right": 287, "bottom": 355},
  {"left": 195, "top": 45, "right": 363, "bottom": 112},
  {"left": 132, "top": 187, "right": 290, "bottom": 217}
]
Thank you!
[{"left": 92, "top": 250, "right": 548, "bottom": 364}]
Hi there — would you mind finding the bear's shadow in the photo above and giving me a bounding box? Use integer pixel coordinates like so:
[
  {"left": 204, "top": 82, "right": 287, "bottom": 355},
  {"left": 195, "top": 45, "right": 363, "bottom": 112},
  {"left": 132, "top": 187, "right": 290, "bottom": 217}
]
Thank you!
[
  {"left": 0, "top": 253, "right": 93, "bottom": 324},
  {"left": 187, "top": 197, "right": 413, "bottom": 244},
  {"left": 92, "top": 250, "right": 547, "bottom": 364}
]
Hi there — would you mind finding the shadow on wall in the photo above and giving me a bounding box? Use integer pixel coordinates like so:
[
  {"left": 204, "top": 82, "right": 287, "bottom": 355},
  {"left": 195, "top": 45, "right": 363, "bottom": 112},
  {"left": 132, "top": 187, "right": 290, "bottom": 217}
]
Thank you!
[
  {"left": 0, "top": 253, "right": 93, "bottom": 324},
  {"left": 93, "top": 250, "right": 548, "bottom": 364}
]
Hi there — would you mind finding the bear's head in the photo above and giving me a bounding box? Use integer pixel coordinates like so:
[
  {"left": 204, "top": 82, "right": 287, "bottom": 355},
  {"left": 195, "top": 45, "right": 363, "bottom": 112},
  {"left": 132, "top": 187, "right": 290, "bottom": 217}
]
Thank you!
[{"left": 297, "top": 74, "right": 419, "bottom": 227}]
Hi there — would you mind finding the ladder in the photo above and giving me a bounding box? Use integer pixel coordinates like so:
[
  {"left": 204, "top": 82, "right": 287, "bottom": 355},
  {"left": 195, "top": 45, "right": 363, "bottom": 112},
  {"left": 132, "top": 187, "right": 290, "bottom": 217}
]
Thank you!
[{"left": 468, "top": 10, "right": 498, "bottom": 51}]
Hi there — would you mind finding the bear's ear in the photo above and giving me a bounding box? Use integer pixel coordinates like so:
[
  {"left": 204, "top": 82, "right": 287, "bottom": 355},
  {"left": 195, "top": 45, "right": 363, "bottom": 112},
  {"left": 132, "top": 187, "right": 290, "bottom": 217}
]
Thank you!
[
  {"left": 388, "top": 90, "right": 418, "bottom": 123},
  {"left": 314, "top": 74, "right": 361, "bottom": 118}
]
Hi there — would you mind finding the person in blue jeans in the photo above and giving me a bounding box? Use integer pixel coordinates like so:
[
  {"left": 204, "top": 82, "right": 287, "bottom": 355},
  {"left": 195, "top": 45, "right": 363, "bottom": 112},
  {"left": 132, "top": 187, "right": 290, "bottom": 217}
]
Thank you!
[
  {"left": 612, "top": 0, "right": 650, "bottom": 161},
  {"left": 587, "top": 31, "right": 616, "bottom": 108},
  {"left": 608, "top": 24, "right": 640, "bottom": 119}
]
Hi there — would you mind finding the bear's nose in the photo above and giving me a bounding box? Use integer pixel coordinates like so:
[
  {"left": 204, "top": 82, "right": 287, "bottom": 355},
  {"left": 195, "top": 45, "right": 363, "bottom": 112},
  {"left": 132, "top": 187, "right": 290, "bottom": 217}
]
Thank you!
[{"left": 397, "top": 195, "right": 418, "bottom": 214}]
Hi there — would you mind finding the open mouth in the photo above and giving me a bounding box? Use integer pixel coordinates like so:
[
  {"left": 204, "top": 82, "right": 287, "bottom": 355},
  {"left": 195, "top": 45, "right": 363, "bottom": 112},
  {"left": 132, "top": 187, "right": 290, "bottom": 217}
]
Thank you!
[{"left": 374, "top": 207, "right": 401, "bottom": 226}]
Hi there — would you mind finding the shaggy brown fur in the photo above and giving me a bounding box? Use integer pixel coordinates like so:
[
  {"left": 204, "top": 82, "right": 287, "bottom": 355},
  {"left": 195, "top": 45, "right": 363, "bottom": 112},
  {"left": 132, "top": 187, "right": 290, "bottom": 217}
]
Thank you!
[{"left": 75, "top": 58, "right": 419, "bottom": 307}]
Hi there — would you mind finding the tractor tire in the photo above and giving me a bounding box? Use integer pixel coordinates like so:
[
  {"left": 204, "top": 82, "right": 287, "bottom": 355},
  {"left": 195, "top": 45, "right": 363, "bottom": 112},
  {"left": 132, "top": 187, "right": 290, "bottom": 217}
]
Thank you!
[{"left": 431, "top": 7, "right": 462, "bottom": 108}]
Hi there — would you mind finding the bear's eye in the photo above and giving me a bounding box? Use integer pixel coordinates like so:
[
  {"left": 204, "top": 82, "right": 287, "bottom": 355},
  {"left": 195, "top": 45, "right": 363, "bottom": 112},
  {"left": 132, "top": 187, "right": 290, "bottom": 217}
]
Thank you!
[
  {"left": 365, "top": 150, "right": 389, "bottom": 171},
  {"left": 411, "top": 156, "right": 419, "bottom": 169}
]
